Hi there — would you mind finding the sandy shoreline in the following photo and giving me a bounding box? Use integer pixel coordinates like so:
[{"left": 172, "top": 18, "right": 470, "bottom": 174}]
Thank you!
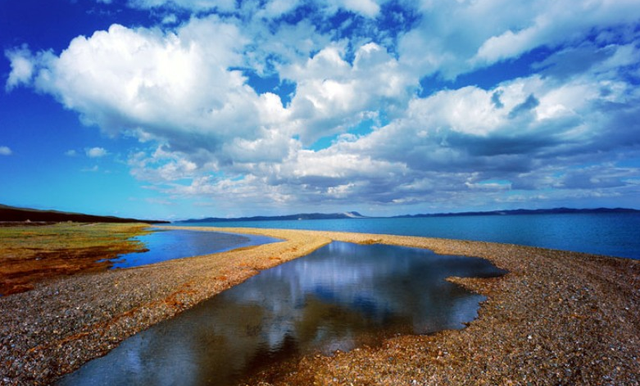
[{"left": 1, "top": 226, "right": 639, "bottom": 385}]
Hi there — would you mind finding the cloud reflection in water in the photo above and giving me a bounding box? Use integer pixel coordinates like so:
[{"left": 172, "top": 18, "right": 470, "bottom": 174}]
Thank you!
[{"left": 60, "top": 241, "right": 505, "bottom": 386}]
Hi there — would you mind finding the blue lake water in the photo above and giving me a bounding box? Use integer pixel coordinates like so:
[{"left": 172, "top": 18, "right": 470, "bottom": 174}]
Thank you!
[
  {"left": 59, "top": 241, "right": 505, "bottom": 386},
  {"left": 178, "top": 213, "right": 640, "bottom": 259},
  {"left": 109, "top": 230, "right": 280, "bottom": 268}
]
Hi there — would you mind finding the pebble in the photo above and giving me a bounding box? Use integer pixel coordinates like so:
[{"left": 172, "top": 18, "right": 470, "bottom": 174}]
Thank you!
[{"left": 1, "top": 227, "right": 639, "bottom": 385}]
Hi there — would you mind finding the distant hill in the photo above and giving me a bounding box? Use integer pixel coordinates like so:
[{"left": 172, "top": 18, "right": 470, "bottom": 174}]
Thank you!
[
  {"left": 0, "top": 204, "right": 168, "bottom": 224},
  {"left": 182, "top": 211, "right": 367, "bottom": 223},
  {"left": 181, "top": 207, "right": 640, "bottom": 223},
  {"left": 393, "top": 207, "right": 640, "bottom": 218}
]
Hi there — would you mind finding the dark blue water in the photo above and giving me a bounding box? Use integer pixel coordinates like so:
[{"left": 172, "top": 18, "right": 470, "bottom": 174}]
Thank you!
[
  {"left": 178, "top": 213, "right": 640, "bottom": 259},
  {"left": 109, "top": 230, "right": 280, "bottom": 268},
  {"left": 59, "top": 242, "right": 506, "bottom": 386}
]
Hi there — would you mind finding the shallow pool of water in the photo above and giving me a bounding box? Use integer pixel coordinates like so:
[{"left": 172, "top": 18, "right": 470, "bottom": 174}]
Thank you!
[
  {"left": 60, "top": 241, "right": 506, "bottom": 386},
  {"left": 109, "top": 229, "right": 280, "bottom": 268}
]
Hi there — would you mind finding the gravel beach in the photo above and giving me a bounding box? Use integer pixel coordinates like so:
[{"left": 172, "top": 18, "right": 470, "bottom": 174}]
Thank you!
[{"left": 1, "top": 226, "right": 638, "bottom": 385}]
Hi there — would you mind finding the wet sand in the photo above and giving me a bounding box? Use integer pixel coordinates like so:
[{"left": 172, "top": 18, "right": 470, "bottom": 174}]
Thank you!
[{"left": 1, "top": 226, "right": 638, "bottom": 385}]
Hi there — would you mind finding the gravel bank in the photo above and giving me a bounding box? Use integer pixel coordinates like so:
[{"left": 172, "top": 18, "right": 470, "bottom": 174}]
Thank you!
[{"left": 1, "top": 226, "right": 638, "bottom": 385}]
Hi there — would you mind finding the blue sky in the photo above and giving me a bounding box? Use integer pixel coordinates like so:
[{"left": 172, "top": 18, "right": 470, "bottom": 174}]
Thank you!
[{"left": 1, "top": 0, "right": 639, "bottom": 220}]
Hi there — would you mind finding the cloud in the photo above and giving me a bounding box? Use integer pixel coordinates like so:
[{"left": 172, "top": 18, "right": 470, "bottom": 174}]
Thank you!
[
  {"left": 81, "top": 165, "right": 100, "bottom": 172},
  {"left": 472, "top": 0, "right": 640, "bottom": 65},
  {"left": 161, "top": 14, "right": 178, "bottom": 25},
  {"left": 0, "top": 146, "right": 12, "bottom": 156},
  {"left": 534, "top": 40, "right": 640, "bottom": 81},
  {"left": 253, "top": 0, "right": 302, "bottom": 19},
  {"left": 508, "top": 94, "right": 540, "bottom": 119},
  {"left": 86, "top": 147, "right": 108, "bottom": 158},
  {"left": 19, "top": 20, "right": 281, "bottom": 163},
  {"left": 399, "top": 0, "right": 640, "bottom": 80},
  {"left": 282, "top": 42, "right": 417, "bottom": 144},
  {"left": 6, "top": 1, "right": 640, "bottom": 213},
  {"left": 129, "top": 147, "right": 199, "bottom": 182},
  {"left": 122, "top": 0, "right": 383, "bottom": 18},
  {"left": 291, "top": 63, "right": 640, "bottom": 206},
  {"left": 557, "top": 164, "right": 635, "bottom": 190},
  {"left": 5, "top": 46, "right": 36, "bottom": 91},
  {"left": 11, "top": 17, "right": 417, "bottom": 166},
  {"left": 326, "top": 0, "right": 381, "bottom": 17},
  {"left": 126, "top": 0, "right": 236, "bottom": 12}
]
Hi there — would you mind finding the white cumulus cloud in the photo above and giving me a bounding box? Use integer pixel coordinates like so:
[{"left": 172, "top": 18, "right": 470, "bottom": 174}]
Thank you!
[
  {"left": 19, "top": 20, "right": 285, "bottom": 167},
  {"left": 5, "top": 46, "right": 36, "bottom": 91},
  {"left": 6, "top": 0, "right": 640, "bottom": 213},
  {"left": 399, "top": 0, "right": 640, "bottom": 80},
  {"left": 86, "top": 147, "right": 108, "bottom": 158},
  {"left": 283, "top": 42, "right": 417, "bottom": 144}
]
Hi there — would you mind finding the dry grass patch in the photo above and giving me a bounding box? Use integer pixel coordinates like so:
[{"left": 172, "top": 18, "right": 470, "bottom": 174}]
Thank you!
[{"left": 0, "top": 223, "right": 149, "bottom": 295}]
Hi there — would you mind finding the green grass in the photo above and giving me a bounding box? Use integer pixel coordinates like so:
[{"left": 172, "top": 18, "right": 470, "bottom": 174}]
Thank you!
[{"left": 0, "top": 223, "right": 151, "bottom": 254}]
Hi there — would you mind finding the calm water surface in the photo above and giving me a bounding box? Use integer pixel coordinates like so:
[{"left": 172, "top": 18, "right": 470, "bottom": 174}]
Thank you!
[
  {"left": 109, "top": 230, "right": 280, "bottom": 268},
  {"left": 60, "top": 242, "right": 505, "bottom": 386},
  {"left": 180, "top": 213, "right": 640, "bottom": 259}
]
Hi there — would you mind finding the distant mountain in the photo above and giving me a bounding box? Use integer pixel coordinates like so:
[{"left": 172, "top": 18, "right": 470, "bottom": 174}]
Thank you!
[
  {"left": 0, "top": 204, "right": 168, "bottom": 224},
  {"left": 393, "top": 207, "right": 640, "bottom": 218},
  {"left": 182, "top": 211, "right": 368, "bottom": 223},
  {"left": 181, "top": 208, "right": 640, "bottom": 223}
]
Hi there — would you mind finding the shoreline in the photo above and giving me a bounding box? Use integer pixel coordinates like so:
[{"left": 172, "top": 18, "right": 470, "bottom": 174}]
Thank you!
[{"left": 1, "top": 226, "right": 638, "bottom": 385}]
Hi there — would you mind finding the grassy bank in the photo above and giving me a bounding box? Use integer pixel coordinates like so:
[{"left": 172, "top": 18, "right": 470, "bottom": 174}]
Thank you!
[{"left": 0, "top": 223, "right": 150, "bottom": 295}]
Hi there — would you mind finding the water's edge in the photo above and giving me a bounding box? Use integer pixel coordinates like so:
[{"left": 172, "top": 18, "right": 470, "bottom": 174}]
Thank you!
[
  {"left": 59, "top": 236, "right": 506, "bottom": 386},
  {"left": 176, "top": 213, "right": 640, "bottom": 259}
]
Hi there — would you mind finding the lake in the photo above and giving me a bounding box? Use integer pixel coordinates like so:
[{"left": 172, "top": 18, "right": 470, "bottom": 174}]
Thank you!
[
  {"left": 178, "top": 213, "right": 640, "bottom": 259},
  {"left": 108, "top": 229, "right": 280, "bottom": 268},
  {"left": 59, "top": 241, "right": 505, "bottom": 386}
]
